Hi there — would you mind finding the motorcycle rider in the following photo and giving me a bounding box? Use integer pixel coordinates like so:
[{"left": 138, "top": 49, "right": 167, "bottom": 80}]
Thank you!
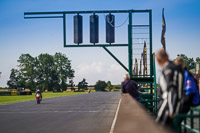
[{"left": 36, "top": 89, "right": 42, "bottom": 100}]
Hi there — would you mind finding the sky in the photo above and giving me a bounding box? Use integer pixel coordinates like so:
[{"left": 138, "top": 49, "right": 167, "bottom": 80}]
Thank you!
[{"left": 0, "top": 0, "right": 200, "bottom": 87}]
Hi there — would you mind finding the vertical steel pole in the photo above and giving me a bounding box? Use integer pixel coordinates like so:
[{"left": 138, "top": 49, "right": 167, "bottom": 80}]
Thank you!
[
  {"left": 149, "top": 10, "right": 153, "bottom": 78},
  {"left": 199, "top": 111, "right": 200, "bottom": 132},
  {"left": 63, "top": 13, "right": 66, "bottom": 47},
  {"left": 153, "top": 53, "right": 157, "bottom": 115},
  {"left": 184, "top": 118, "right": 186, "bottom": 133},
  {"left": 191, "top": 109, "right": 194, "bottom": 129},
  {"left": 149, "top": 10, "right": 154, "bottom": 112},
  {"left": 128, "top": 11, "right": 133, "bottom": 78}
]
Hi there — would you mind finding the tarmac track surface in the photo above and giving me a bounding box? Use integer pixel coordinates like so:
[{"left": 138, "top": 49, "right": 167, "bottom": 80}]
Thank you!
[{"left": 0, "top": 92, "right": 121, "bottom": 133}]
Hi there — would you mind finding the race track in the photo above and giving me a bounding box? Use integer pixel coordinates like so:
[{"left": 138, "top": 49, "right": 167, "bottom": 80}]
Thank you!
[{"left": 0, "top": 92, "right": 121, "bottom": 133}]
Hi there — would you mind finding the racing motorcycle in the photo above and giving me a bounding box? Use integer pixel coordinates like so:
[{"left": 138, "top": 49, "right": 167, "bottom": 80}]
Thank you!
[{"left": 35, "top": 93, "right": 42, "bottom": 104}]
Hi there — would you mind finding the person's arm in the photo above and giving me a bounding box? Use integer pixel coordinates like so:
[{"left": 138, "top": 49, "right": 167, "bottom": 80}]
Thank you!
[
  {"left": 164, "top": 68, "right": 179, "bottom": 118},
  {"left": 121, "top": 81, "right": 127, "bottom": 93},
  {"left": 168, "top": 88, "right": 178, "bottom": 118}
]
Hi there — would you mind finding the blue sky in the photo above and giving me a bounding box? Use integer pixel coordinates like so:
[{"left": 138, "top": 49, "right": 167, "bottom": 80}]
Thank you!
[{"left": 0, "top": 0, "right": 200, "bottom": 87}]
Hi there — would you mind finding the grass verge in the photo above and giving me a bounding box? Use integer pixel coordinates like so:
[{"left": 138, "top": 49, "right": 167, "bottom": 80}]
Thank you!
[{"left": 0, "top": 91, "right": 86, "bottom": 104}]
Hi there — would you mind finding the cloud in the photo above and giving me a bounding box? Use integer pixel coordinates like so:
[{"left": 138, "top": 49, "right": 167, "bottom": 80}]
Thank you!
[
  {"left": 74, "top": 61, "right": 127, "bottom": 85},
  {"left": 76, "top": 62, "right": 104, "bottom": 74}
]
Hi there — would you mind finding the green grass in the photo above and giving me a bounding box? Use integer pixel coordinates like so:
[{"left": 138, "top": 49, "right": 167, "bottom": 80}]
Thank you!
[{"left": 0, "top": 91, "right": 86, "bottom": 104}]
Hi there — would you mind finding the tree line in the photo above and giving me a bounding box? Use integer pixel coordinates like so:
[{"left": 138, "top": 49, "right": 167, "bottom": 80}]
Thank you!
[
  {"left": 7, "top": 53, "right": 74, "bottom": 91},
  {"left": 74, "top": 79, "right": 117, "bottom": 92},
  {"left": 177, "top": 54, "right": 200, "bottom": 70}
]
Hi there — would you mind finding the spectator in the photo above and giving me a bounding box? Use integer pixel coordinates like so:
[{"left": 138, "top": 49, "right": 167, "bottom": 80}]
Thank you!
[
  {"left": 174, "top": 57, "right": 199, "bottom": 114},
  {"left": 155, "top": 49, "right": 184, "bottom": 126},
  {"left": 121, "top": 74, "right": 140, "bottom": 101}
]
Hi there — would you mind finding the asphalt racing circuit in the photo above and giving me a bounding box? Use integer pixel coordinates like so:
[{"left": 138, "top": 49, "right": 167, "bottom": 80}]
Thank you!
[{"left": 0, "top": 92, "right": 121, "bottom": 133}]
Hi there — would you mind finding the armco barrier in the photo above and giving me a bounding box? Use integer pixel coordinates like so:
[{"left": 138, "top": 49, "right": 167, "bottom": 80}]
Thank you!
[
  {"left": 0, "top": 92, "right": 11, "bottom": 96},
  {"left": 18, "top": 92, "right": 32, "bottom": 95}
]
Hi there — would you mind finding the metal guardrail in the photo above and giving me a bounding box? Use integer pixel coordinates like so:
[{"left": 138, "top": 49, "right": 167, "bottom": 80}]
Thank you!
[{"left": 173, "top": 107, "right": 200, "bottom": 133}]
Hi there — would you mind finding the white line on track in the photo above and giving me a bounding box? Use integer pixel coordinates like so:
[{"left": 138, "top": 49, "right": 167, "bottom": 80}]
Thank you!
[{"left": 109, "top": 98, "right": 122, "bottom": 133}]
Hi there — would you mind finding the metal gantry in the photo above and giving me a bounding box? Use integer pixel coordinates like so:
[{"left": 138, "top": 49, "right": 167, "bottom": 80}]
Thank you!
[
  {"left": 24, "top": 9, "right": 157, "bottom": 114},
  {"left": 24, "top": 9, "right": 152, "bottom": 79}
]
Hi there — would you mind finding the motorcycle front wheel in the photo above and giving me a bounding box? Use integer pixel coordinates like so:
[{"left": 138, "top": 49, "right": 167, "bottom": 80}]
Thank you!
[{"left": 37, "top": 99, "right": 40, "bottom": 104}]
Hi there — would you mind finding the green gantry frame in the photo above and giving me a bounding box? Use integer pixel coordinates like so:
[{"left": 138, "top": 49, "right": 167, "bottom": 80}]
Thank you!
[
  {"left": 24, "top": 9, "right": 157, "bottom": 114},
  {"left": 24, "top": 9, "right": 153, "bottom": 81}
]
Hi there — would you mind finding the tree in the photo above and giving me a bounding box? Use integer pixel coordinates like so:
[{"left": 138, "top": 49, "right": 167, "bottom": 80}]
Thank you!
[
  {"left": 36, "top": 53, "right": 54, "bottom": 91},
  {"left": 7, "top": 69, "right": 19, "bottom": 89},
  {"left": 196, "top": 57, "right": 200, "bottom": 63},
  {"left": 18, "top": 54, "right": 36, "bottom": 91},
  {"left": 107, "top": 81, "right": 113, "bottom": 91},
  {"left": 68, "top": 78, "right": 75, "bottom": 91},
  {"left": 94, "top": 80, "right": 107, "bottom": 91},
  {"left": 53, "top": 53, "right": 74, "bottom": 91},
  {"left": 78, "top": 78, "right": 88, "bottom": 91},
  {"left": 177, "top": 54, "right": 195, "bottom": 70}
]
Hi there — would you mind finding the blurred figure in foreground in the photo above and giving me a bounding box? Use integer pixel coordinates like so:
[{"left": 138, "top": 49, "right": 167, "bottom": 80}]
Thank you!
[
  {"left": 174, "top": 57, "right": 199, "bottom": 114},
  {"left": 121, "top": 74, "right": 140, "bottom": 101},
  {"left": 155, "top": 49, "right": 184, "bottom": 126}
]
